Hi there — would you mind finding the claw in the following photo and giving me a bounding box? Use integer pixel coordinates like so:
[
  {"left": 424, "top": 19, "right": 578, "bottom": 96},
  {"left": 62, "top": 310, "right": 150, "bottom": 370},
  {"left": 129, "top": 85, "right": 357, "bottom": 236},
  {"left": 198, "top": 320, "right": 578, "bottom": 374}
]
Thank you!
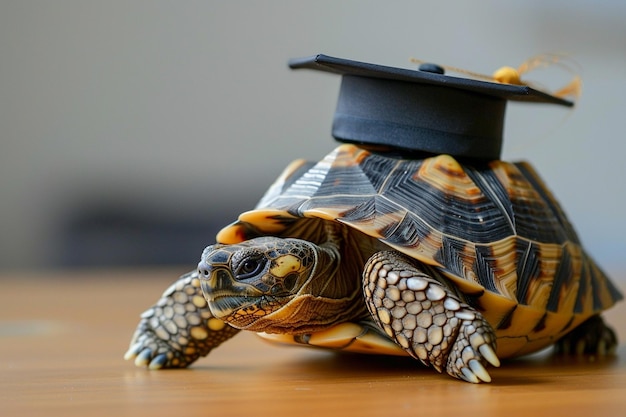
[
  {"left": 148, "top": 354, "right": 168, "bottom": 370},
  {"left": 124, "top": 343, "right": 142, "bottom": 361},
  {"left": 460, "top": 367, "right": 480, "bottom": 383},
  {"left": 478, "top": 344, "right": 500, "bottom": 367},
  {"left": 134, "top": 348, "right": 153, "bottom": 367},
  {"left": 469, "top": 359, "right": 491, "bottom": 383}
]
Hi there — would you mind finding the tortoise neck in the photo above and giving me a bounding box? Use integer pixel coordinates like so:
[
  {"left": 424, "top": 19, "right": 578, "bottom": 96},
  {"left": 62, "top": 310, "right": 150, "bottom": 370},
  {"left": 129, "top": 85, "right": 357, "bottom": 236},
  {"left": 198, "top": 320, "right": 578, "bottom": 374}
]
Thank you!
[
  {"left": 252, "top": 236, "right": 367, "bottom": 335},
  {"left": 287, "top": 223, "right": 369, "bottom": 329}
]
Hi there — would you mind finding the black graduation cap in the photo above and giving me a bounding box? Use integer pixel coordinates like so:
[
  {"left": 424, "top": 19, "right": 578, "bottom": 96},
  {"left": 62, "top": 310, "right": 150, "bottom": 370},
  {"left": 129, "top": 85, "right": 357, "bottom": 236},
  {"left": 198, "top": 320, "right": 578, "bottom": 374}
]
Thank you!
[{"left": 288, "top": 54, "right": 573, "bottom": 160}]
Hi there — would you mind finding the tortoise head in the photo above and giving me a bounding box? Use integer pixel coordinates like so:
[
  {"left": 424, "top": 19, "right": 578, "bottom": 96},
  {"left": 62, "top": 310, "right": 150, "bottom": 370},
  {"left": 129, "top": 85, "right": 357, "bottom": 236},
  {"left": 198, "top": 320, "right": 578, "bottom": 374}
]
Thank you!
[{"left": 197, "top": 236, "right": 351, "bottom": 333}]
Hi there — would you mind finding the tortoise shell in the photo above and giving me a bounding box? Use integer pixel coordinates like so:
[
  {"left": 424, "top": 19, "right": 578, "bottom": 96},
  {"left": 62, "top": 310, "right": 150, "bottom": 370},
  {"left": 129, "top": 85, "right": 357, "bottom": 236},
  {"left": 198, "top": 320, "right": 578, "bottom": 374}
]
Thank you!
[{"left": 217, "top": 144, "right": 622, "bottom": 358}]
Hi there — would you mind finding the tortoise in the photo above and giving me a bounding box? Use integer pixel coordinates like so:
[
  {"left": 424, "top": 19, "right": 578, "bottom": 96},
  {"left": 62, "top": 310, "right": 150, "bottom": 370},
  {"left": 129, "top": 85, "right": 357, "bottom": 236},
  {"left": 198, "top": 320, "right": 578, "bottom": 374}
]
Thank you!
[{"left": 125, "top": 142, "right": 622, "bottom": 383}]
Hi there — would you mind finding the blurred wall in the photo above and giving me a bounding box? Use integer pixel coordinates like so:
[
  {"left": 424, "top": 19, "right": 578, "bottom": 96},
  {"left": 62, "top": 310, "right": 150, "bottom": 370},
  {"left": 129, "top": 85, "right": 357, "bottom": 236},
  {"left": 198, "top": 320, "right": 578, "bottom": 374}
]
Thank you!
[{"left": 1, "top": 1, "right": 625, "bottom": 280}]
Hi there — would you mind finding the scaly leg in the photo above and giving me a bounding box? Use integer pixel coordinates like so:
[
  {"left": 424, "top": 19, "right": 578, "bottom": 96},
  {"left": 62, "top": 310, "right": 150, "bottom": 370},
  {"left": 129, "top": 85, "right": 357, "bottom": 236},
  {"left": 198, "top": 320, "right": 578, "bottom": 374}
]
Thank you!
[
  {"left": 554, "top": 315, "right": 618, "bottom": 356},
  {"left": 124, "top": 271, "right": 240, "bottom": 369},
  {"left": 363, "top": 251, "right": 500, "bottom": 383}
]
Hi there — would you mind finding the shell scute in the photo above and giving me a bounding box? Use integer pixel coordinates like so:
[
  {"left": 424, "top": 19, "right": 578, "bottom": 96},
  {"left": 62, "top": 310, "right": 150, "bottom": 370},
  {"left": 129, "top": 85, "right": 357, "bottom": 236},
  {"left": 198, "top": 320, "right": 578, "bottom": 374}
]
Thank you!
[
  {"left": 218, "top": 144, "right": 621, "bottom": 321},
  {"left": 417, "top": 154, "right": 483, "bottom": 198}
]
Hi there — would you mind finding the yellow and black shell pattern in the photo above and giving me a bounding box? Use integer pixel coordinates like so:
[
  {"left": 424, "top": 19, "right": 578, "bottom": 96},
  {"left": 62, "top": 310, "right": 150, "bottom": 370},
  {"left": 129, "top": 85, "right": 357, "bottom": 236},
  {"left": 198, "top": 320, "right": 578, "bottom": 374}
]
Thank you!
[{"left": 217, "top": 144, "right": 622, "bottom": 358}]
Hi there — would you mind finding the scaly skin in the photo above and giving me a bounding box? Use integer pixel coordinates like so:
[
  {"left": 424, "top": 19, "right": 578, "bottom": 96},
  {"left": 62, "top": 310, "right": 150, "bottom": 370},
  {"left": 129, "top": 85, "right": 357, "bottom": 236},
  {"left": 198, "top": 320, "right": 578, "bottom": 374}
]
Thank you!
[
  {"left": 554, "top": 315, "right": 618, "bottom": 356},
  {"left": 363, "top": 251, "right": 500, "bottom": 383},
  {"left": 124, "top": 271, "right": 240, "bottom": 369}
]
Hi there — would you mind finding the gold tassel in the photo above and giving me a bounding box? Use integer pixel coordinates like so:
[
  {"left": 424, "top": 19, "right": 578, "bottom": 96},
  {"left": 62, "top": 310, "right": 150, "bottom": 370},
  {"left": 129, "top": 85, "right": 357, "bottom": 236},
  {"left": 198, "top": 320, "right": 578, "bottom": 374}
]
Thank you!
[{"left": 410, "top": 54, "right": 581, "bottom": 101}]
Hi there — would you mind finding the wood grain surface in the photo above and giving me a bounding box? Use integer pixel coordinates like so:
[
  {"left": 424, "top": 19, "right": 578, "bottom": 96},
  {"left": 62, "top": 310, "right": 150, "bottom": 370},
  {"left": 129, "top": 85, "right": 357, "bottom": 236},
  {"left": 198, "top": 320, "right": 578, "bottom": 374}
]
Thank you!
[{"left": 1, "top": 269, "right": 625, "bottom": 417}]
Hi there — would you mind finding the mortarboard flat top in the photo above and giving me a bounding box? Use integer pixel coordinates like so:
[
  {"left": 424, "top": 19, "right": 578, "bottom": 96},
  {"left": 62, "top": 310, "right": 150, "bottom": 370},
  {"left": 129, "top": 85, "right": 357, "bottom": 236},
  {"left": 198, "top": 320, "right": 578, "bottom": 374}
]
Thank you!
[{"left": 289, "top": 54, "right": 573, "bottom": 160}]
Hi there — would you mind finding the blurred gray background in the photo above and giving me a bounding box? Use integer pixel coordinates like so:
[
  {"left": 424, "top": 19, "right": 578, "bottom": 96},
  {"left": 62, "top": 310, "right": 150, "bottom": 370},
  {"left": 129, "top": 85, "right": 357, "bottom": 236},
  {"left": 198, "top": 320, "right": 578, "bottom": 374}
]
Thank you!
[{"left": 1, "top": 1, "right": 625, "bottom": 282}]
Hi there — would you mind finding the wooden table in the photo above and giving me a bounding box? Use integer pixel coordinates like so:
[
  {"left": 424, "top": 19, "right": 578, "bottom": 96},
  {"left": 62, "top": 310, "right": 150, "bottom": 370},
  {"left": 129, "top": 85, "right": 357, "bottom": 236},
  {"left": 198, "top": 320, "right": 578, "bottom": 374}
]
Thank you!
[{"left": 1, "top": 269, "right": 625, "bottom": 417}]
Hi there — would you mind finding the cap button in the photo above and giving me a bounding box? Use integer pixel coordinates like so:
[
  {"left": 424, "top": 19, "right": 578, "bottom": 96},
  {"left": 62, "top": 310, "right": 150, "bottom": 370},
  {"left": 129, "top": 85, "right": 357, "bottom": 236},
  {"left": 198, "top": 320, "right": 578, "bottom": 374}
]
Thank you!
[{"left": 418, "top": 63, "right": 445, "bottom": 75}]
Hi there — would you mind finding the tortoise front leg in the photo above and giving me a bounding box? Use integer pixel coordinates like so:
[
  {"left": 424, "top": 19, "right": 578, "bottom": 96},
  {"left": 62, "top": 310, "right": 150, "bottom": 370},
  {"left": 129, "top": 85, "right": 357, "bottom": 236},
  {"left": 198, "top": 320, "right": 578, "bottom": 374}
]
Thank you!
[
  {"left": 125, "top": 271, "right": 240, "bottom": 369},
  {"left": 363, "top": 251, "right": 500, "bottom": 383}
]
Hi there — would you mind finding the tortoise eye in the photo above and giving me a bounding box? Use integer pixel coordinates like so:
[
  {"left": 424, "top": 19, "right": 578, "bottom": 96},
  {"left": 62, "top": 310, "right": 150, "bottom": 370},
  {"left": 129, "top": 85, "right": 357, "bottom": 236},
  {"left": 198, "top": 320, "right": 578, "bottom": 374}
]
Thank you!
[{"left": 235, "top": 256, "right": 265, "bottom": 280}]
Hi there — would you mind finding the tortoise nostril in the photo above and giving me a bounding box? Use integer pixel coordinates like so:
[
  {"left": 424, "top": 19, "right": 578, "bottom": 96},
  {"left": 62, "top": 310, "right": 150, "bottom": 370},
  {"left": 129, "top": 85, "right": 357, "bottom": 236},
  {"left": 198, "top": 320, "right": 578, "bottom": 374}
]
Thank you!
[{"left": 197, "top": 261, "right": 212, "bottom": 278}]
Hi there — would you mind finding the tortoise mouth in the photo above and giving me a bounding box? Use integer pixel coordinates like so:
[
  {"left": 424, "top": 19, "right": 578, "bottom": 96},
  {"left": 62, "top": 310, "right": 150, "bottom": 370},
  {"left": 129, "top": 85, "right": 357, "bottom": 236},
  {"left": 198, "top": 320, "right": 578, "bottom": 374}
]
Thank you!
[
  {"left": 208, "top": 293, "right": 258, "bottom": 314},
  {"left": 200, "top": 274, "right": 259, "bottom": 312},
  {"left": 200, "top": 273, "right": 289, "bottom": 327},
  {"left": 208, "top": 293, "right": 289, "bottom": 329}
]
